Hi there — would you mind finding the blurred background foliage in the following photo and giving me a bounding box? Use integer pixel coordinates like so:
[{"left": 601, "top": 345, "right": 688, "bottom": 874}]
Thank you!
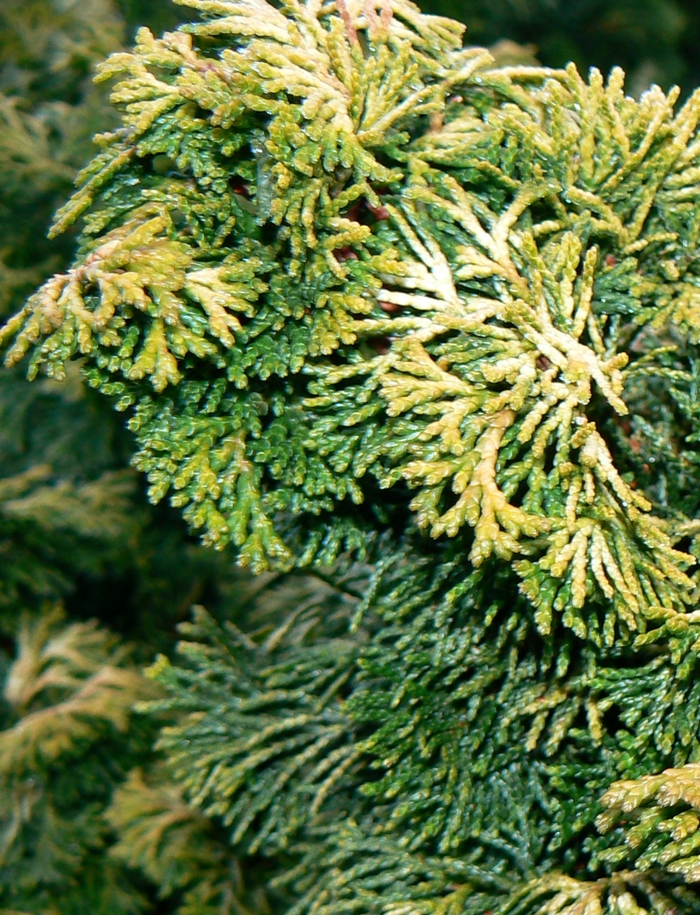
[
  {"left": 440, "top": 0, "right": 699, "bottom": 99},
  {"left": 0, "top": 0, "right": 698, "bottom": 911}
]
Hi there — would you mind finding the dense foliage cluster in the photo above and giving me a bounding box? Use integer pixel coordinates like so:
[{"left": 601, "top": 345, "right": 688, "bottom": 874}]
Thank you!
[
  {"left": 0, "top": 2, "right": 234, "bottom": 911},
  {"left": 5, "top": 0, "right": 700, "bottom": 913}
]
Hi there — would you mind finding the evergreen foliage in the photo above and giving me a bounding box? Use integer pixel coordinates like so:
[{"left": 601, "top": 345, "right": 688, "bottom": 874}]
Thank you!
[
  {"left": 0, "top": 4, "right": 244, "bottom": 908},
  {"left": 0, "top": 610, "right": 155, "bottom": 914},
  {"left": 0, "top": 0, "right": 241, "bottom": 649},
  {"left": 0, "top": 0, "right": 123, "bottom": 315},
  {"left": 5, "top": 0, "right": 700, "bottom": 913}
]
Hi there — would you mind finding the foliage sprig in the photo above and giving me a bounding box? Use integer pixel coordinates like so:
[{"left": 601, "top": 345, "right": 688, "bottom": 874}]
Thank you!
[{"left": 7, "top": 0, "right": 700, "bottom": 912}]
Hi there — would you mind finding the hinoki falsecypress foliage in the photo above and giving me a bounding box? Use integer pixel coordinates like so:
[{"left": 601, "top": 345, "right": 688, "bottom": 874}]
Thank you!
[
  {"left": 0, "top": 5, "right": 243, "bottom": 909},
  {"left": 0, "top": 609, "right": 158, "bottom": 913},
  {"left": 0, "top": 0, "right": 242, "bottom": 650},
  {"left": 6, "top": 0, "right": 700, "bottom": 911}
]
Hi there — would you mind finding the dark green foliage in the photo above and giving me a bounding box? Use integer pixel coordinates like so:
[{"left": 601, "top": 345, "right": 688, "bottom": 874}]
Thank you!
[
  {"left": 422, "top": 0, "right": 691, "bottom": 96},
  {"left": 0, "top": 0, "right": 245, "bottom": 651},
  {"left": 6, "top": 0, "right": 700, "bottom": 914},
  {"left": 0, "top": 3, "right": 251, "bottom": 908},
  {"left": 133, "top": 538, "right": 700, "bottom": 914},
  {"left": 7, "top": 0, "right": 700, "bottom": 628}
]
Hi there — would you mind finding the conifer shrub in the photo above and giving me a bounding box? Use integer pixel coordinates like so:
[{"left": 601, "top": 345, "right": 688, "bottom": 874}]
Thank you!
[
  {"left": 0, "top": 7, "right": 245, "bottom": 908},
  {"left": 0, "top": 610, "right": 158, "bottom": 913},
  {"left": 0, "top": 0, "right": 241, "bottom": 650},
  {"left": 5, "top": 0, "right": 700, "bottom": 911}
]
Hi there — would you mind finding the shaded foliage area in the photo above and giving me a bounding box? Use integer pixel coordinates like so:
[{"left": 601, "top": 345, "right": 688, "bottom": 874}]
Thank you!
[
  {"left": 424, "top": 0, "right": 698, "bottom": 96},
  {"left": 0, "top": 5, "right": 240, "bottom": 909},
  {"left": 2, "top": 0, "right": 700, "bottom": 913}
]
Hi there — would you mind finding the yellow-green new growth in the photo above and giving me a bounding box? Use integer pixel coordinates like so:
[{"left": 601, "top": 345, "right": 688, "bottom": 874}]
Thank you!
[
  {"left": 3, "top": 0, "right": 700, "bottom": 640},
  {"left": 596, "top": 765, "right": 700, "bottom": 883}
]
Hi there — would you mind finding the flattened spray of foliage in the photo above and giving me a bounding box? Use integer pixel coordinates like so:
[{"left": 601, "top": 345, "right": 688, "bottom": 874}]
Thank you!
[{"left": 6, "top": 0, "right": 700, "bottom": 912}]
